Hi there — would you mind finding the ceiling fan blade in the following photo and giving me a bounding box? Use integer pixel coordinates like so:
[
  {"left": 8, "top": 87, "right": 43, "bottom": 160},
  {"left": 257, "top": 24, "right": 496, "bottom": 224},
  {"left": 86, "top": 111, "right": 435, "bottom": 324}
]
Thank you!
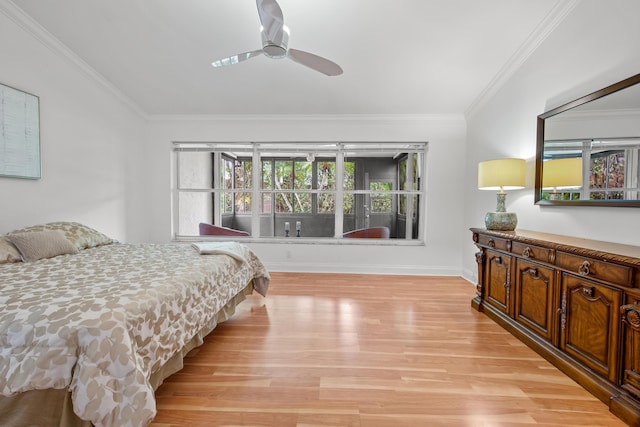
[
  {"left": 212, "top": 50, "right": 263, "bottom": 68},
  {"left": 288, "top": 48, "right": 343, "bottom": 76},
  {"left": 256, "top": 0, "right": 285, "bottom": 44}
]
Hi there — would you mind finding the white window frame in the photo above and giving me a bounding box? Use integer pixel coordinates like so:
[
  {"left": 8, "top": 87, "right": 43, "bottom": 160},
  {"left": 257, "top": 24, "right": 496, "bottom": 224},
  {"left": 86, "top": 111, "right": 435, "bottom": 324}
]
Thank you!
[{"left": 172, "top": 142, "right": 428, "bottom": 244}]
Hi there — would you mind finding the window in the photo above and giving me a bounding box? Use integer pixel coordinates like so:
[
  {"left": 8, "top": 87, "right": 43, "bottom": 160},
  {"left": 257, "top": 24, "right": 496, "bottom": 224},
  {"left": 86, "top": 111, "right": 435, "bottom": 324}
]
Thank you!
[
  {"left": 221, "top": 157, "right": 252, "bottom": 213},
  {"left": 317, "top": 160, "right": 337, "bottom": 213},
  {"left": 259, "top": 159, "right": 355, "bottom": 216},
  {"left": 273, "top": 160, "right": 312, "bottom": 213},
  {"left": 173, "top": 142, "right": 427, "bottom": 241},
  {"left": 369, "top": 181, "right": 393, "bottom": 213}
]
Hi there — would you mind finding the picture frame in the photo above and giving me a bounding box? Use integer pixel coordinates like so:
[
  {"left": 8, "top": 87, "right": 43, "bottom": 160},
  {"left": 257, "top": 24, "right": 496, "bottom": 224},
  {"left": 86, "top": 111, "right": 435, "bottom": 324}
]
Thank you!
[{"left": 0, "top": 82, "right": 41, "bottom": 179}]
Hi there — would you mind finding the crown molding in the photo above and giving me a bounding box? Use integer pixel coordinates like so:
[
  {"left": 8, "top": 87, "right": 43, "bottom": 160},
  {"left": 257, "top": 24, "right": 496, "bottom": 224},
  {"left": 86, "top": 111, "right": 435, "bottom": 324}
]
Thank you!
[
  {"left": 465, "top": 0, "right": 581, "bottom": 119},
  {"left": 0, "top": 0, "right": 148, "bottom": 119},
  {"left": 147, "top": 113, "right": 466, "bottom": 123}
]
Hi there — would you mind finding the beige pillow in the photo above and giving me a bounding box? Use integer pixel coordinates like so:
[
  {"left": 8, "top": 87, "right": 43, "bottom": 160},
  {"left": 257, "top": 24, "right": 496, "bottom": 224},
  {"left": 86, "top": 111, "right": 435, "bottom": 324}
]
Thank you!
[
  {"left": 10, "top": 221, "right": 115, "bottom": 251},
  {"left": 8, "top": 230, "right": 80, "bottom": 262},
  {"left": 0, "top": 236, "right": 23, "bottom": 264}
]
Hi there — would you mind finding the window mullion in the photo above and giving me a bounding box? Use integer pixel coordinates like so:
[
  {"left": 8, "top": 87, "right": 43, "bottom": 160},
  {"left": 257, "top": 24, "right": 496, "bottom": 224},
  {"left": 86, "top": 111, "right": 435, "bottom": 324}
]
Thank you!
[
  {"left": 292, "top": 160, "right": 297, "bottom": 213},
  {"left": 581, "top": 141, "right": 591, "bottom": 200},
  {"left": 334, "top": 144, "right": 344, "bottom": 237},
  {"left": 251, "top": 144, "right": 261, "bottom": 236},
  {"left": 312, "top": 161, "right": 317, "bottom": 215},
  {"left": 213, "top": 152, "right": 221, "bottom": 225},
  {"left": 405, "top": 152, "right": 414, "bottom": 240},
  {"left": 417, "top": 152, "right": 426, "bottom": 240}
]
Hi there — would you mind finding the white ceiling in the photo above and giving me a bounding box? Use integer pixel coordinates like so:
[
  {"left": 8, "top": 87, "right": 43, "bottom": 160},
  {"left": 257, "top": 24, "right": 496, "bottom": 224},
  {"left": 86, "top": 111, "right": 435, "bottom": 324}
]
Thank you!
[{"left": 10, "top": 0, "right": 565, "bottom": 117}]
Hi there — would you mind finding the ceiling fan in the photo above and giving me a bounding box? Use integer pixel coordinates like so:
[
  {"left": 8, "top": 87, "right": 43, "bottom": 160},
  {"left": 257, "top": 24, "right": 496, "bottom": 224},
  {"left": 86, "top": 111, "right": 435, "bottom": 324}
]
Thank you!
[{"left": 211, "top": 0, "right": 343, "bottom": 76}]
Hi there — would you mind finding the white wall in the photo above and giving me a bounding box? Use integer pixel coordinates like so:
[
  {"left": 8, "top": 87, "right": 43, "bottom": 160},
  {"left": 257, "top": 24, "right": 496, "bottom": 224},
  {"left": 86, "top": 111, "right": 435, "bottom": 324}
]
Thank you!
[
  {"left": 12, "top": 1, "right": 638, "bottom": 279},
  {"left": 0, "top": 7, "right": 148, "bottom": 241},
  {"left": 463, "top": 0, "right": 640, "bottom": 280},
  {"left": 146, "top": 115, "right": 467, "bottom": 275},
  {"left": 0, "top": 3, "right": 469, "bottom": 276}
]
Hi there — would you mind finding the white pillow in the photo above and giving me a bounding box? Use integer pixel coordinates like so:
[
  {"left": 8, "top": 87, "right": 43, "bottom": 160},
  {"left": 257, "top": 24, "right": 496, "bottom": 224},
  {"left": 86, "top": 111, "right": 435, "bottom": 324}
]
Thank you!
[{"left": 8, "top": 230, "right": 80, "bottom": 262}]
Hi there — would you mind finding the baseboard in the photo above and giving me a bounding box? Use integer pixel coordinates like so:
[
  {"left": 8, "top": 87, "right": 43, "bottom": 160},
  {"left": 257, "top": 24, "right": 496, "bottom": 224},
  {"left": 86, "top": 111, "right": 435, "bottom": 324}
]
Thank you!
[{"left": 264, "top": 262, "right": 463, "bottom": 276}]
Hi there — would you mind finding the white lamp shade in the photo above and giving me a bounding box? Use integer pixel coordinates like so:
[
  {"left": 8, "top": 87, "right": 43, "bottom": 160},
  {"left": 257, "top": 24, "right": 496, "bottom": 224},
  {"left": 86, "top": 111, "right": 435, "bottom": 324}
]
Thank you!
[
  {"left": 542, "top": 158, "right": 583, "bottom": 189},
  {"left": 478, "top": 158, "right": 526, "bottom": 190}
]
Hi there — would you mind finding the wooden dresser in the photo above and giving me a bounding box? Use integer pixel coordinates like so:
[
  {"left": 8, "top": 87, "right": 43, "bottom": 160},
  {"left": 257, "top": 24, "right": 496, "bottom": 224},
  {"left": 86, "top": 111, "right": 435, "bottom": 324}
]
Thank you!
[{"left": 471, "top": 228, "right": 640, "bottom": 426}]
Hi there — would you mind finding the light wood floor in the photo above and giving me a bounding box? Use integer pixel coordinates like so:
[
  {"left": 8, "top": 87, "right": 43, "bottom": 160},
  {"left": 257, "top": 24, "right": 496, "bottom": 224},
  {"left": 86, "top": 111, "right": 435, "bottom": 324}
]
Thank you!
[{"left": 151, "top": 273, "right": 627, "bottom": 427}]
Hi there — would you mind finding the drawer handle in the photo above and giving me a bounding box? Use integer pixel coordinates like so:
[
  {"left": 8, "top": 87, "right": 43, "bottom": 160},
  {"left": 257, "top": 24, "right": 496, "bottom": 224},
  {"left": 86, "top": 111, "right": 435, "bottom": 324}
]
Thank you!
[
  {"left": 488, "top": 239, "right": 495, "bottom": 248},
  {"left": 522, "top": 247, "right": 532, "bottom": 258},
  {"left": 582, "top": 286, "right": 595, "bottom": 298},
  {"left": 578, "top": 261, "right": 590, "bottom": 276}
]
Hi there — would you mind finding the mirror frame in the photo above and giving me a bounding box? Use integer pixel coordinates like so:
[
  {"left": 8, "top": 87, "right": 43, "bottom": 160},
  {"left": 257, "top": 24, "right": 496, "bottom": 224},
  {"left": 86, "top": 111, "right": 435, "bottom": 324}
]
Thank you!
[{"left": 535, "top": 72, "right": 640, "bottom": 207}]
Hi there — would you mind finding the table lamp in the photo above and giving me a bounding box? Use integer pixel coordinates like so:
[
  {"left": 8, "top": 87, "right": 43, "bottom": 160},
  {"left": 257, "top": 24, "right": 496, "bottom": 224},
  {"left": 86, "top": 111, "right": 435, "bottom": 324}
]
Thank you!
[
  {"left": 478, "top": 158, "right": 526, "bottom": 231},
  {"left": 542, "top": 158, "right": 582, "bottom": 200}
]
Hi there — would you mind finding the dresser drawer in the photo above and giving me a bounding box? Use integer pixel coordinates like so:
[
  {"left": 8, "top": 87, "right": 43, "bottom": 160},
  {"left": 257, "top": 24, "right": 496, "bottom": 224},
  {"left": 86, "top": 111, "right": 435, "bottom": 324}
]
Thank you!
[
  {"left": 556, "top": 251, "right": 632, "bottom": 286},
  {"left": 512, "top": 242, "right": 553, "bottom": 264},
  {"left": 476, "top": 234, "right": 509, "bottom": 251}
]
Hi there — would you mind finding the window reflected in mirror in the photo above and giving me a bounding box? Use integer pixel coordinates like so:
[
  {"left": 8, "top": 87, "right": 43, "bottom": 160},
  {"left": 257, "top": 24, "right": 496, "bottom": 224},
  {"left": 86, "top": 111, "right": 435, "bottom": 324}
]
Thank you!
[{"left": 541, "top": 138, "right": 640, "bottom": 201}]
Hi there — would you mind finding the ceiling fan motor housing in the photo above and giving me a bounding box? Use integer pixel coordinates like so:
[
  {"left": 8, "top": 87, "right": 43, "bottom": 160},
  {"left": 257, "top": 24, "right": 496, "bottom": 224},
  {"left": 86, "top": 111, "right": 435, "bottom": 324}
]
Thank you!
[{"left": 261, "top": 25, "right": 289, "bottom": 58}]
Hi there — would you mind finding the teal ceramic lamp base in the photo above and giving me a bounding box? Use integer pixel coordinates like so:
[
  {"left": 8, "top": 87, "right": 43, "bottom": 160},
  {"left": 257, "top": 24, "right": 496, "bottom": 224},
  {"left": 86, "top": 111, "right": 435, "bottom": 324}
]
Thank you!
[
  {"left": 485, "top": 211, "right": 517, "bottom": 231},
  {"left": 485, "top": 192, "right": 517, "bottom": 231}
]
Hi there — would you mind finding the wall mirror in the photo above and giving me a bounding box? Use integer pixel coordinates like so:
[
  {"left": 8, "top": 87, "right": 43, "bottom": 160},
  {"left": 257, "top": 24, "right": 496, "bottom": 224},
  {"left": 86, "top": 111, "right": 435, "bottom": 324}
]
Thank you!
[{"left": 535, "top": 73, "right": 640, "bottom": 207}]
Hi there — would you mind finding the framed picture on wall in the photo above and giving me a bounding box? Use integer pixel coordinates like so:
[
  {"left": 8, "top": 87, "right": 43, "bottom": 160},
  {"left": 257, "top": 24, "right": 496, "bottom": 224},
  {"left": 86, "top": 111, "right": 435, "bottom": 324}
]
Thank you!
[{"left": 0, "top": 82, "right": 41, "bottom": 179}]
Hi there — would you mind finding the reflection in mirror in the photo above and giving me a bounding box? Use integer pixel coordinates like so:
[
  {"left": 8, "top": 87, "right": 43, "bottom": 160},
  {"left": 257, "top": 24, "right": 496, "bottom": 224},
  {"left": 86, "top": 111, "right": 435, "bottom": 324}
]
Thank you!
[
  {"left": 541, "top": 157, "right": 582, "bottom": 200},
  {"left": 536, "top": 73, "right": 640, "bottom": 206},
  {"left": 541, "top": 138, "right": 640, "bottom": 201}
]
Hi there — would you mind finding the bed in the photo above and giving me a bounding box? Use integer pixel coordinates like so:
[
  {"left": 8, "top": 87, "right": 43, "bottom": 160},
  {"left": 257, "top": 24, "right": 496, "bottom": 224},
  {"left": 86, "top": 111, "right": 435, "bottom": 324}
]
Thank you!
[{"left": 0, "top": 222, "right": 269, "bottom": 427}]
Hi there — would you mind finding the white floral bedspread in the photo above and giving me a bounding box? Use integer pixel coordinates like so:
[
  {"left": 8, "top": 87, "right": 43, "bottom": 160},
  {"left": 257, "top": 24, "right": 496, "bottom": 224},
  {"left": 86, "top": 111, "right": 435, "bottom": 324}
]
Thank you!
[{"left": 0, "top": 242, "right": 269, "bottom": 427}]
